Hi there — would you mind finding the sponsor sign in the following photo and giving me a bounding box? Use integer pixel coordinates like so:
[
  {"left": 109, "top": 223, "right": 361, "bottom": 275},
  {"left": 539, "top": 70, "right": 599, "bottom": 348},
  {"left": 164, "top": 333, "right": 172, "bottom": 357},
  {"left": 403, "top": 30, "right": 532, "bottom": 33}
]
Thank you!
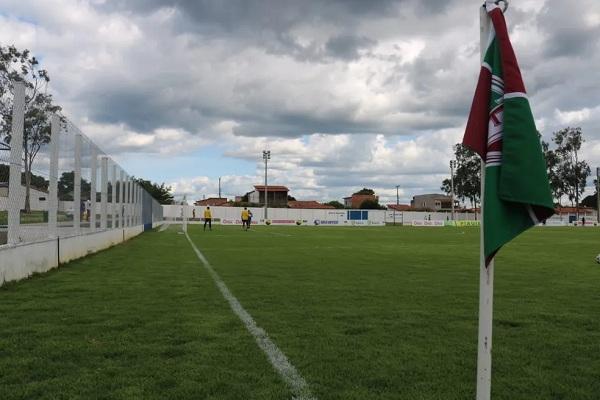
[
  {"left": 313, "top": 220, "right": 339, "bottom": 225},
  {"left": 412, "top": 220, "right": 444, "bottom": 227},
  {"left": 456, "top": 220, "right": 480, "bottom": 227}
]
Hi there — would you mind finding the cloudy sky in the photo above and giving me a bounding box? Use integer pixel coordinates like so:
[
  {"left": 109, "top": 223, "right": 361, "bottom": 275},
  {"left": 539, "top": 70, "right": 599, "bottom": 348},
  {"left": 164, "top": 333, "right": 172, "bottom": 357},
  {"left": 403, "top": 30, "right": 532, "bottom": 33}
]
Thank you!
[{"left": 1, "top": 0, "right": 599, "bottom": 204}]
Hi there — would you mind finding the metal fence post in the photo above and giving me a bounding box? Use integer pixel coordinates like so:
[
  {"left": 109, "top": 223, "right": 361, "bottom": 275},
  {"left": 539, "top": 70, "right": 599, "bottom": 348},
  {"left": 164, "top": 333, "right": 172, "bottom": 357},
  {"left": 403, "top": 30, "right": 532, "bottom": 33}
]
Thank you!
[
  {"left": 90, "top": 149, "right": 97, "bottom": 232},
  {"left": 119, "top": 170, "right": 124, "bottom": 229},
  {"left": 135, "top": 185, "right": 140, "bottom": 225},
  {"left": 7, "top": 81, "right": 26, "bottom": 245},
  {"left": 124, "top": 175, "right": 130, "bottom": 227},
  {"left": 73, "top": 134, "right": 82, "bottom": 234},
  {"left": 48, "top": 114, "right": 60, "bottom": 238},
  {"left": 112, "top": 164, "right": 118, "bottom": 229},
  {"left": 100, "top": 156, "right": 108, "bottom": 230}
]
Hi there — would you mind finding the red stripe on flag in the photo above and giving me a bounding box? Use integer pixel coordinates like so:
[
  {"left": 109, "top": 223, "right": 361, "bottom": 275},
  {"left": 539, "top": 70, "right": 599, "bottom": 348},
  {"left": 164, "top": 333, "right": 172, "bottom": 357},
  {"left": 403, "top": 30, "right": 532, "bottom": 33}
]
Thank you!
[
  {"left": 488, "top": 8, "right": 526, "bottom": 94},
  {"left": 463, "top": 67, "right": 491, "bottom": 158}
]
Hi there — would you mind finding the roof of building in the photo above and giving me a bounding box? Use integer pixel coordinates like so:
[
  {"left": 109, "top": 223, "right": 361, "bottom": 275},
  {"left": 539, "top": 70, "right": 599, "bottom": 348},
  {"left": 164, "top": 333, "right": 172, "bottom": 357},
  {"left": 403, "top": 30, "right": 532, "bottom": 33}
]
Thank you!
[
  {"left": 344, "top": 194, "right": 377, "bottom": 200},
  {"left": 288, "top": 200, "right": 335, "bottom": 209},
  {"left": 412, "top": 193, "right": 452, "bottom": 199},
  {"left": 194, "top": 197, "right": 228, "bottom": 206},
  {"left": 253, "top": 185, "right": 289, "bottom": 192},
  {"left": 387, "top": 204, "right": 413, "bottom": 211},
  {"left": 555, "top": 206, "right": 595, "bottom": 214}
]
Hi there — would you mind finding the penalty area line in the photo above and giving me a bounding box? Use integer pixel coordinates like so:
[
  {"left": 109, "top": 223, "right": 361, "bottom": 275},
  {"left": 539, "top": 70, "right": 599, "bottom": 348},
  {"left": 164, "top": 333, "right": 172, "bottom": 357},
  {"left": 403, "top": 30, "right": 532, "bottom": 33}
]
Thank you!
[{"left": 183, "top": 230, "right": 316, "bottom": 400}]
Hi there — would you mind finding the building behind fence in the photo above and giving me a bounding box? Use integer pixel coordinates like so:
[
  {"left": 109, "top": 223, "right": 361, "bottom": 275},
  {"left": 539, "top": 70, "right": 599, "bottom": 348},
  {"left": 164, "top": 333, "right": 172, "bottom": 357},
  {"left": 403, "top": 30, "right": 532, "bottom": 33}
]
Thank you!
[{"left": 0, "top": 81, "right": 163, "bottom": 285}]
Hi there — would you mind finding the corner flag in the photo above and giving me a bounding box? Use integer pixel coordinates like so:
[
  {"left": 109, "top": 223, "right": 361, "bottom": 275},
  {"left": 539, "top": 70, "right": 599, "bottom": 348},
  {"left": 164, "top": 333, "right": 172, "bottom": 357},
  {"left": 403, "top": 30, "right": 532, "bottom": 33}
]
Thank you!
[{"left": 463, "top": 1, "right": 554, "bottom": 265}]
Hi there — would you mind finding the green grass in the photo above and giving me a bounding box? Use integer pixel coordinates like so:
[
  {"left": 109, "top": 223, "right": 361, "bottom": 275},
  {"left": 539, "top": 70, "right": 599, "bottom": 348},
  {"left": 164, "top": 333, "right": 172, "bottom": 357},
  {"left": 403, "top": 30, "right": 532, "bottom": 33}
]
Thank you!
[{"left": 1, "top": 225, "right": 599, "bottom": 399}]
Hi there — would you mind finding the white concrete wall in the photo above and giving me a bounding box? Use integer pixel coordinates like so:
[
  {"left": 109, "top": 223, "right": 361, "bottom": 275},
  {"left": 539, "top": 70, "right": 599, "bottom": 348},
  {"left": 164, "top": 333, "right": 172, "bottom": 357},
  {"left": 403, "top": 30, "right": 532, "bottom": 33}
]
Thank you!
[
  {"left": 0, "top": 224, "right": 146, "bottom": 287},
  {"left": 0, "top": 239, "right": 58, "bottom": 284},
  {"left": 163, "top": 205, "right": 481, "bottom": 226}
]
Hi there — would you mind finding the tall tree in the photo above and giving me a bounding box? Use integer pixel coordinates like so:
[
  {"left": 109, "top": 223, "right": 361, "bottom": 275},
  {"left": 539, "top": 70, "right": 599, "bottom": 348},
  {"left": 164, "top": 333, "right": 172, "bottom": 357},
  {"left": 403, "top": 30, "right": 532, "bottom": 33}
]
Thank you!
[
  {"left": 57, "top": 171, "right": 92, "bottom": 201},
  {"left": 441, "top": 143, "right": 481, "bottom": 209},
  {"left": 135, "top": 178, "right": 174, "bottom": 205},
  {"left": 552, "top": 127, "right": 590, "bottom": 212},
  {"left": 353, "top": 188, "right": 375, "bottom": 195},
  {"left": 541, "top": 137, "right": 564, "bottom": 205},
  {"left": 0, "top": 45, "right": 62, "bottom": 212}
]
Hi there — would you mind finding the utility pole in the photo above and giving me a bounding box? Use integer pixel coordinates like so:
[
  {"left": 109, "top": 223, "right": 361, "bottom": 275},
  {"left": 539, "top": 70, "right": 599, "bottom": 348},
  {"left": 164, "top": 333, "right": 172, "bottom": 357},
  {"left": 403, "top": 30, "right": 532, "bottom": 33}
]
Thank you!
[
  {"left": 263, "top": 150, "right": 271, "bottom": 219},
  {"left": 450, "top": 160, "right": 457, "bottom": 221},
  {"left": 218, "top": 177, "right": 221, "bottom": 198},
  {"left": 394, "top": 185, "right": 400, "bottom": 226}
]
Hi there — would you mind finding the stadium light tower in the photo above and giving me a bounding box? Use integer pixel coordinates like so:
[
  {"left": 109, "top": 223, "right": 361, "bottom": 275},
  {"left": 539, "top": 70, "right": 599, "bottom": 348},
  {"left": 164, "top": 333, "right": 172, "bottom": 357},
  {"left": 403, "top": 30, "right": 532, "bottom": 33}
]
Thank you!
[
  {"left": 450, "top": 160, "right": 457, "bottom": 221},
  {"left": 263, "top": 150, "right": 271, "bottom": 219}
]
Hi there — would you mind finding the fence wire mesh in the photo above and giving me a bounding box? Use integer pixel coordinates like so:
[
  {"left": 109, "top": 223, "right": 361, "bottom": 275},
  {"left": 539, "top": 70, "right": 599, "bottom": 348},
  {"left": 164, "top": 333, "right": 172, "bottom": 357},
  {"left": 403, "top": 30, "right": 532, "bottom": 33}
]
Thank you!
[{"left": 0, "top": 82, "right": 163, "bottom": 246}]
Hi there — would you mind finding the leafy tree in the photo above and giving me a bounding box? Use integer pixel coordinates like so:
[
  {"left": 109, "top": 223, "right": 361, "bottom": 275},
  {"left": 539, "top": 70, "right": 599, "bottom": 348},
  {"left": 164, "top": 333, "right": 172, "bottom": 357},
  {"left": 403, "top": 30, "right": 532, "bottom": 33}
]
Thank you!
[
  {"left": 541, "top": 137, "right": 564, "bottom": 205},
  {"left": 287, "top": 194, "right": 297, "bottom": 201},
  {"left": 359, "top": 199, "right": 386, "bottom": 209},
  {"left": 0, "top": 45, "right": 62, "bottom": 212},
  {"left": 325, "top": 200, "right": 345, "bottom": 209},
  {"left": 0, "top": 163, "right": 48, "bottom": 190},
  {"left": 580, "top": 178, "right": 598, "bottom": 209},
  {"left": 441, "top": 143, "right": 481, "bottom": 209},
  {"left": 552, "top": 127, "right": 590, "bottom": 211},
  {"left": 353, "top": 188, "right": 375, "bottom": 195},
  {"left": 136, "top": 178, "right": 174, "bottom": 205},
  {"left": 57, "top": 171, "right": 92, "bottom": 201}
]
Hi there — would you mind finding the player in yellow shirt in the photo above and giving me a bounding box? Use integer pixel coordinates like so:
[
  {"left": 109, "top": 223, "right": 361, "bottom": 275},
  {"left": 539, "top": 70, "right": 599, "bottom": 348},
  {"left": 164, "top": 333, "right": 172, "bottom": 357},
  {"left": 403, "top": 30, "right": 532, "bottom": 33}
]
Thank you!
[
  {"left": 203, "top": 207, "right": 212, "bottom": 231},
  {"left": 241, "top": 207, "right": 249, "bottom": 230}
]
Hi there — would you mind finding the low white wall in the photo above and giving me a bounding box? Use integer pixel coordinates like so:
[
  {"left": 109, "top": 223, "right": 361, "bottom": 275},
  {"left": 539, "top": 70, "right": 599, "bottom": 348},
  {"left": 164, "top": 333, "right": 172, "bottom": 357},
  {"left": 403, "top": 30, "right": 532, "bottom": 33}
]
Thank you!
[
  {"left": 0, "top": 225, "right": 146, "bottom": 287},
  {"left": 163, "top": 205, "right": 478, "bottom": 226},
  {"left": 0, "top": 239, "right": 58, "bottom": 285}
]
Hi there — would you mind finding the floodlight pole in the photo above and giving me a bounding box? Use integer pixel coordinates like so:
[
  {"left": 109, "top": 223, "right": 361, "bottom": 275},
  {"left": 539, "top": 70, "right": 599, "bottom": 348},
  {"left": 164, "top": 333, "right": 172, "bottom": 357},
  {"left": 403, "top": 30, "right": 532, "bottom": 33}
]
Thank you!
[
  {"left": 218, "top": 177, "right": 221, "bottom": 198},
  {"left": 450, "top": 160, "right": 457, "bottom": 221},
  {"left": 395, "top": 185, "right": 400, "bottom": 226},
  {"left": 596, "top": 167, "right": 599, "bottom": 223},
  {"left": 263, "top": 150, "right": 270, "bottom": 220}
]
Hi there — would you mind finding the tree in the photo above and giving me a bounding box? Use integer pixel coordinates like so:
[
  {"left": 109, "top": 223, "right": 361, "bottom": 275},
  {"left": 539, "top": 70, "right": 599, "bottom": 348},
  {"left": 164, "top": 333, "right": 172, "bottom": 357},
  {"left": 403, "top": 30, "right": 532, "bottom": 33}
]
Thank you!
[
  {"left": 57, "top": 171, "right": 92, "bottom": 201},
  {"left": 359, "top": 199, "right": 386, "bottom": 209},
  {"left": 325, "top": 200, "right": 345, "bottom": 209},
  {"left": 541, "top": 137, "right": 564, "bottom": 205},
  {"left": 552, "top": 127, "right": 590, "bottom": 213},
  {"left": 136, "top": 178, "right": 174, "bottom": 205},
  {"left": 0, "top": 45, "right": 62, "bottom": 212},
  {"left": 287, "top": 195, "right": 297, "bottom": 201},
  {"left": 441, "top": 143, "right": 481, "bottom": 209},
  {"left": 353, "top": 188, "right": 375, "bottom": 195}
]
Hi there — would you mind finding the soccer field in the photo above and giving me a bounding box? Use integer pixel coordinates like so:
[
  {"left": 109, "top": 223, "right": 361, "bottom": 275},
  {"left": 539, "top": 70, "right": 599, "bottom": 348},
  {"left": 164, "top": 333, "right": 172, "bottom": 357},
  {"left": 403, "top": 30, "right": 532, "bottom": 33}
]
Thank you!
[{"left": 1, "top": 225, "right": 599, "bottom": 399}]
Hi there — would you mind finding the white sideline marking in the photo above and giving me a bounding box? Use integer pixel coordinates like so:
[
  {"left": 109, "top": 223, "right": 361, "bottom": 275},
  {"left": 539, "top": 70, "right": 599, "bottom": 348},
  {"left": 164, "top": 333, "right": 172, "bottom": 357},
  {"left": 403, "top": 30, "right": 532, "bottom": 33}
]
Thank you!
[{"left": 183, "top": 230, "right": 316, "bottom": 400}]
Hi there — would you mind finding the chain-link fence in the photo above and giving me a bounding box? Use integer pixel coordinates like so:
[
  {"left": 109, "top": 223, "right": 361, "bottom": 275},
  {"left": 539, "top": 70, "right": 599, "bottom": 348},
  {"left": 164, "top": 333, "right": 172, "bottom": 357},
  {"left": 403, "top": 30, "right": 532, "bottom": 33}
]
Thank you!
[{"left": 0, "top": 81, "right": 162, "bottom": 247}]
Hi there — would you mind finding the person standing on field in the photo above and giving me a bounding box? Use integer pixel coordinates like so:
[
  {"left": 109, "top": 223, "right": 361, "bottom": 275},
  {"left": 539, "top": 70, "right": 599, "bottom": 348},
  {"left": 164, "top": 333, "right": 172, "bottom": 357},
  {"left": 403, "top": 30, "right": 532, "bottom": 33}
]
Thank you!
[
  {"left": 204, "top": 207, "right": 212, "bottom": 231},
  {"left": 247, "top": 210, "right": 253, "bottom": 230},
  {"left": 241, "top": 207, "right": 249, "bottom": 230}
]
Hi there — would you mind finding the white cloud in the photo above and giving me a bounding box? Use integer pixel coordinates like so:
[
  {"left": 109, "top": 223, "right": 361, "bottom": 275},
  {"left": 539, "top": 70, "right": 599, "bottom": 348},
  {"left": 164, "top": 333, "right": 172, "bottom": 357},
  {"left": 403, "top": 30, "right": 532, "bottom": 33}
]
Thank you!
[{"left": 2, "top": 0, "right": 600, "bottom": 204}]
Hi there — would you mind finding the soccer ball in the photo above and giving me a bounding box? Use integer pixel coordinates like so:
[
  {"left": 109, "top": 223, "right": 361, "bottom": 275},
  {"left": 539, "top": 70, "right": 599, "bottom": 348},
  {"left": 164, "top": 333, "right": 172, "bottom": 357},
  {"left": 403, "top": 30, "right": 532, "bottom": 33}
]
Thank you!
[
  {"left": 596, "top": 254, "right": 600, "bottom": 264},
  {"left": 296, "top": 220, "right": 302, "bottom": 225},
  {"left": 265, "top": 220, "right": 271, "bottom": 225}
]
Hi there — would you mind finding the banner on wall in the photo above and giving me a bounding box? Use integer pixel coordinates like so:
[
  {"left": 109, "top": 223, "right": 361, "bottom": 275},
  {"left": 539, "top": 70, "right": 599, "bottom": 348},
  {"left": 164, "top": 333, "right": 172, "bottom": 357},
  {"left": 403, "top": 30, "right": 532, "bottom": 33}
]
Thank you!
[
  {"left": 445, "top": 220, "right": 481, "bottom": 227},
  {"left": 412, "top": 220, "right": 444, "bottom": 227}
]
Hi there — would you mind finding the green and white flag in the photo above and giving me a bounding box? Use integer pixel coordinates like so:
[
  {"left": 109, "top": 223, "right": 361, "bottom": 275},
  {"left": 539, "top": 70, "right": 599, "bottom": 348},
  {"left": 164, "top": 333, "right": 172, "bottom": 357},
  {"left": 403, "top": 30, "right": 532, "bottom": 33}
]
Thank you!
[{"left": 463, "top": 2, "right": 554, "bottom": 265}]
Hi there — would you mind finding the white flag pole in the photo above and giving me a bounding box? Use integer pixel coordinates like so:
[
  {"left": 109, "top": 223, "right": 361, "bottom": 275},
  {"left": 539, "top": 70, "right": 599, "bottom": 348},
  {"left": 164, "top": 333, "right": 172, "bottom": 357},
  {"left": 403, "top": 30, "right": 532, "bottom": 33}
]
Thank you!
[{"left": 476, "top": 3, "right": 494, "bottom": 400}]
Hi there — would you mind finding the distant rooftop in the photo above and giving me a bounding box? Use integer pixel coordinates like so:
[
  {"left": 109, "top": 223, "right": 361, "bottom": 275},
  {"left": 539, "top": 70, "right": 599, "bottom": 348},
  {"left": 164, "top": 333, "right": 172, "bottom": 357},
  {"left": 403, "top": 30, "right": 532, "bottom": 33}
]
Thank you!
[{"left": 253, "top": 185, "right": 289, "bottom": 192}]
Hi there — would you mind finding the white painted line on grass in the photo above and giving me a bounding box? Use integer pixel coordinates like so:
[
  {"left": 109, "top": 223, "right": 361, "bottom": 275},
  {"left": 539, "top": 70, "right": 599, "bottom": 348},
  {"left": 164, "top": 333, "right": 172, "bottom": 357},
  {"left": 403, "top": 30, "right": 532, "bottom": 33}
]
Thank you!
[{"left": 183, "top": 230, "right": 316, "bottom": 400}]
